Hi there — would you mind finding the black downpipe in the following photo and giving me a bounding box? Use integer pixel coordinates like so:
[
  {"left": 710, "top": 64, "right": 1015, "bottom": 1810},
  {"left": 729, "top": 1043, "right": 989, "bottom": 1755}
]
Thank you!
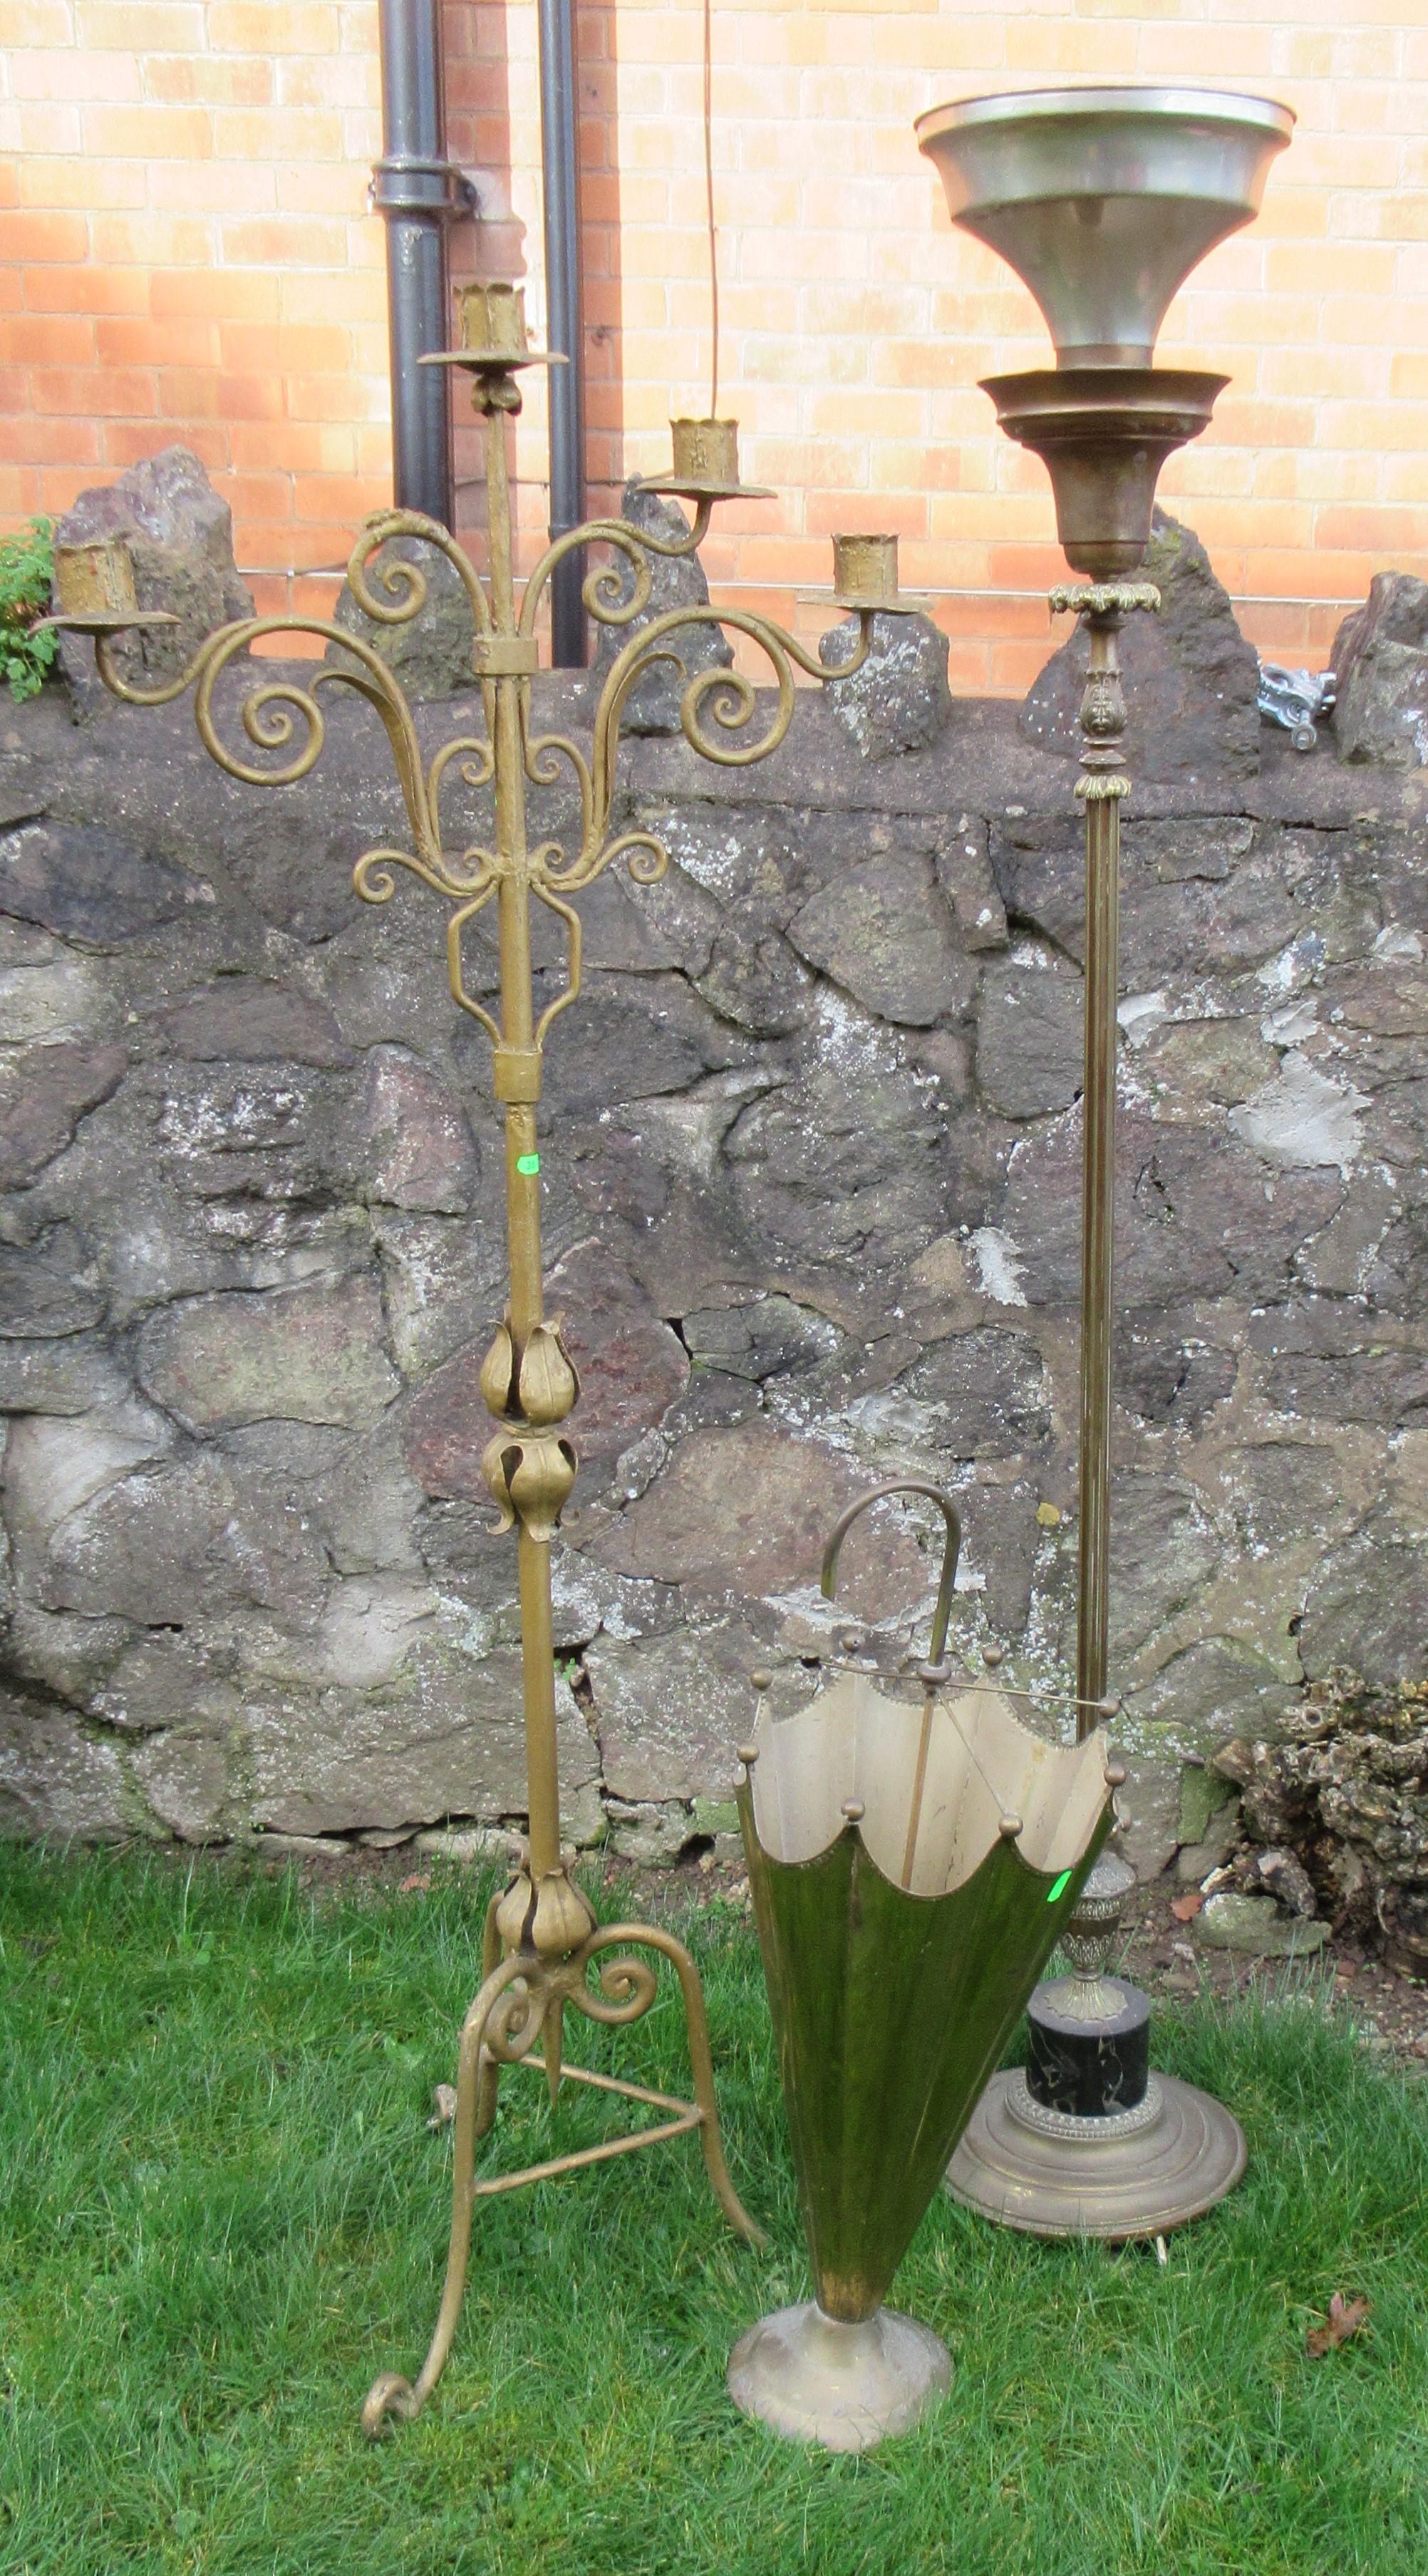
[
  {"left": 537, "top": 0, "right": 587, "bottom": 666},
  {"left": 373, "top": 0, "right": 471, "bottom": 529}
]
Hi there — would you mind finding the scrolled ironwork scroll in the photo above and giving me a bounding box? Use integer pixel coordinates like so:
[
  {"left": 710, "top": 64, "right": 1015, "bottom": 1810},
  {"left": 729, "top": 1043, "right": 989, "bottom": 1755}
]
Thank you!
[{"left": 80, "top": 482, "right": 873, "bottom": 1089}]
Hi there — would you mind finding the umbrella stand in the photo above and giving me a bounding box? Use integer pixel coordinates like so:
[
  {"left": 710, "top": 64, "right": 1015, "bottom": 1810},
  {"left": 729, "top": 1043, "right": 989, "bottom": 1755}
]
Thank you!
[{"left": 728, "top": 1483, "right": 1121, "bottom": 2451}]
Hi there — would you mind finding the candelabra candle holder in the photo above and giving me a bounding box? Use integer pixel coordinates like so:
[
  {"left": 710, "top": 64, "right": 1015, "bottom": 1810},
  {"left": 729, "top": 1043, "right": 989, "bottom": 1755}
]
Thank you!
[
  {"left": 728, "top": 1485, "right": 1121, "bottom": 2451},
  {"left": 918, "top": 86, "right": 1293, "bottom": 2237},
  {"left": 53, "top": 277, "right": 908, "bottom": 2434}
]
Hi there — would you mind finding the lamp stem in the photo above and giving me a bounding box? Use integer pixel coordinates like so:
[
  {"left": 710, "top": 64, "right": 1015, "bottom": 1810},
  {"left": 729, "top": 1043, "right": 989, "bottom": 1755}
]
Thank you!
[
  {"left": 1065, "top": 589, "right": 1155, "bottom": 1735},
  {"left": 482, "top": 375, "right": 562, "bottom": 1885},
  {"left": 1077, "top": 766, "right": 1118, "bottom": 1725},
  {"left": 485, "top": 382, "right": 517, "bottom": 634}
]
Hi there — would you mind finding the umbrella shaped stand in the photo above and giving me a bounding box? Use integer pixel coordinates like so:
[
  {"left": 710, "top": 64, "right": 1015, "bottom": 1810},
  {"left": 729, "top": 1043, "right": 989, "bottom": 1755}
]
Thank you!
[{"left": 728, "top": 1485, "right": 1119, "bottom": 2451}]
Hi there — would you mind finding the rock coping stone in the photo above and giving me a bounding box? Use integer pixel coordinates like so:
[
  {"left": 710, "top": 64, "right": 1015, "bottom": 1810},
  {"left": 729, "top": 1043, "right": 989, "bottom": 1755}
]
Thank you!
[
  {"left": 823, "top": 611, "right": 953, "bottom": 761},
  {"left": 580, "top": 480, "right": 733, "bottom": 736},
  {"left": 54, "top": 446, "right": 253, "bottom": 713},
  {"left": 327, "top": 532, "right": 479, "bottom": 704},
  {"left": 1019, "top": 508, "right": 1262, "bottom": 785},
  {"left": 1331, "top": 573, "right": 1428, "bottom": 771}
]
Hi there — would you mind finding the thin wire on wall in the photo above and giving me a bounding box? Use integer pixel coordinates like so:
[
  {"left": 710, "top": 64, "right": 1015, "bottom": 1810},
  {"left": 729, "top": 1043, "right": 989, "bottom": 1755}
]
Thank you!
[{"left": 704, "top": 0, "right": 719, "bottom": 415}]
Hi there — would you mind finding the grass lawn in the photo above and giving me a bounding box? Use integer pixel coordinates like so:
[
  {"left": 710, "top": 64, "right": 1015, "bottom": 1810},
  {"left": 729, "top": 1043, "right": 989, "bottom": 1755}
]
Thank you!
[{"left": 1, "top": 1845, "right": 1426, "bottom": 2575}]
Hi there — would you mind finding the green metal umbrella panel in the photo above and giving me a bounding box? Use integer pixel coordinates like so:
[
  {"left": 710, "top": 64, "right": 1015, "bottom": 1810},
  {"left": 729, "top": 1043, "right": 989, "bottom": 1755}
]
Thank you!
[{"left": 738, "top": 1672, "right": 1114, "bottom": 2326}]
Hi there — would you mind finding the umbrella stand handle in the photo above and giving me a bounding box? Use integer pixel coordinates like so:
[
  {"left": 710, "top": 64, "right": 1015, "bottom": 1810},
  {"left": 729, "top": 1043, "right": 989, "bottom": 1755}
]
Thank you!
[{"left": 820, "top": 1480, "right": 963, "bottom": 1669}]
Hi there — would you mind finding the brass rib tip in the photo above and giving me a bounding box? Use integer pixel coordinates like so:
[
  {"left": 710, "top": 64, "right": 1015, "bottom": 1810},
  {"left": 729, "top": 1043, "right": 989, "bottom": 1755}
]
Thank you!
[
  {"left": 737, "top": 1743, "right": 760, "bottom": 1768},
  {"left": 750, "top": 1668, "right": 773, "bottom": 1692},
  {"left": 842, "top": 1799, "right": 866, "bottom": 1824},
  {"left": 999, "top": 1814, "right": 1023, "bottom": 1842},
  {"left": 1104, "top": 1763, "right": 1127, "bottom": 1789},
  {"left": 982, "top": 1644, "right": 1005, "bottom": 1669}
]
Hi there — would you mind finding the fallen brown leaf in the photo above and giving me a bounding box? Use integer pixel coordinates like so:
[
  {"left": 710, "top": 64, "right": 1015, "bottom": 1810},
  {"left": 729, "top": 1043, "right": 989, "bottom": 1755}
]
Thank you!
[
  {"left": 398, "top": 1872, "right": 432, "bottom": 1895},
  {"left": 1306, "top": 2292, "right": 1372, "bottom": 2356},
  {"left": 1171, "top": 1890, "right": 1204, "bottom": 1921}
]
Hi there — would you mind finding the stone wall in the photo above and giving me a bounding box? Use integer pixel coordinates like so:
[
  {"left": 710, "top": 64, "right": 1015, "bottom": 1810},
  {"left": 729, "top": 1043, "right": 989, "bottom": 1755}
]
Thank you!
[{"left": 1, "top": 661, "right": 1426, "bottom": 1869}]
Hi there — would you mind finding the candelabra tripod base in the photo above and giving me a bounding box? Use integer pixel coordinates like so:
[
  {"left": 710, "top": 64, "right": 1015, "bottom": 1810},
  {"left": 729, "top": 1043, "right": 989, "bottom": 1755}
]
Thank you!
[
  {"left": 361, "top": 1904, "right": 765, "bottom": 2438},
  {"left": 728, "top": 2302, "right": 951, "bottom": 2453},
  {"left": 946, "top": 2066, "right": 1246, "bottom": 2241}
]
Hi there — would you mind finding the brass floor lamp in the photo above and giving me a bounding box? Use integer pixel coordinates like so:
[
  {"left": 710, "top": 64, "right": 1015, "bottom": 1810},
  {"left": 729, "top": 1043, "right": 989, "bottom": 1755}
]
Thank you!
[{"left": 920, "top": 85, "right": 1293, "bottom": 2237}]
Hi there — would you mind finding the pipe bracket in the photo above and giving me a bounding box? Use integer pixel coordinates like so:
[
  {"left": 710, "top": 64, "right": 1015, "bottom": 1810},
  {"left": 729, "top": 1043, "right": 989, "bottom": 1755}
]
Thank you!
[{"left": 371, "top": 154, "right": 480, "bottom": 217}]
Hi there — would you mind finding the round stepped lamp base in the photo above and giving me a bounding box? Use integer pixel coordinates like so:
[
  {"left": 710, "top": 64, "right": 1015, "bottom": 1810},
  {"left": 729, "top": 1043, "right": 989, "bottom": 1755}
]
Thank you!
[
  {"left": 946, "top": 2067, "right": 1246, "bottom": 2240},
  {"left": 728, "top": 2302, "right": 951, "bottom": 2452}
]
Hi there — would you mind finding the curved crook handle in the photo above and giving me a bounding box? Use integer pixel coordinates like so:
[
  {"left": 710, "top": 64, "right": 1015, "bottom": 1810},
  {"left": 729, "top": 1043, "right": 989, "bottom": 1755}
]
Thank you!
[{"left": 820, "top": 1480, "right": 962, "bottom": 1670}]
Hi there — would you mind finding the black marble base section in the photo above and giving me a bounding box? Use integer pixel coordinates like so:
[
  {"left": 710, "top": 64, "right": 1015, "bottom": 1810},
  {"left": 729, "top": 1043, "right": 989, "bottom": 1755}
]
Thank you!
[{"left": 1025, "top": 1979, "right": 1152, "bottom": 2118}]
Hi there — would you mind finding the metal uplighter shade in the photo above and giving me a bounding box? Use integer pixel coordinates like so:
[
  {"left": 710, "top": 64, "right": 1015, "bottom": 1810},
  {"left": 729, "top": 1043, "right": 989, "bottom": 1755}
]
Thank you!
[
  {"left": 728, "top": 1487, "right": 1119, "bottom": 2451},
  {"left": 917, "top": 86, "right": 1292, "bottom": 578}
]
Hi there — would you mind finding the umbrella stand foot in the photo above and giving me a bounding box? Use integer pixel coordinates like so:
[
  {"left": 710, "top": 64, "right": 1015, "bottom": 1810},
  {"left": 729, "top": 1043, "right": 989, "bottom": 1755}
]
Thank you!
[
  {"left": 946, "top": 2066, "right": 1246, "bottom": 2240},
  {"left": 728, "top": 2302, "right": 951, "bottom": 2452}
]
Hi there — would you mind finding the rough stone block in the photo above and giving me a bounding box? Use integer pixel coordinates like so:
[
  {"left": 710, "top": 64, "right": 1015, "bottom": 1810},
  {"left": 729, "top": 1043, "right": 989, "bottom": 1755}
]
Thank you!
[
  {"left": 243, "top": 1644, "right": 597, "bottom": 1838},
  {"left": 1127, "top": 1642, "right": 1296, "bottom": 1760},
  {"left": 0, "top": 1039, "right": 127, "bottom": 1191},
  {"left": 1300, "top": 1517, "right": 1428, "bottom": 1688},
  {"left": 1113, "top": 1755, "right": 1181, "bottom": 1882},
  {"left": 586, "top": 1619, "right": 817, "bottom": 1805},
  {"left": 1198, "top": 1891, "right": 1326, "bottom": 1957},
  {"left": 787, "top": 849, "right": 971, "bottom": 1027},
  {"left": 160, "top": 982, "right": 354, "bottom": 1069},
  {"left": 882, "top": 1326, "right": 1052, "bottom": 1463},
  {"left": 131, "top": 1729, "right": 230, "bottom": 1843},
  {"left": 54, "top": 445, "right": 254, "bottom": 711},
  {"left": 0, "top": 1691, "right": 130, "bottom": 1840},
  {"left": 579, "top": 482, "right": 733, "bottom": 736},
  {"left": 975, "top": 951, "right": 1083, "bottom": 1118},
  {"left": 326, "top": 532, "right": 477, "bottom": 702},
  {"left": 138, "top": 1272, "right": 399, "bottom": 1433},
  {"left": 823, "top": 610, "right": 953, "bottom": 761},
  {"left": 1020, "top": 508, "right": 1261, "bottom": 783},
  {"left": 1332, "top": 573, "right": 1428, "bottom": 770},
  {"left": 0, "top": 820, "right": 194, "bottom": 949},
  {"left": 590, "top": 1416, "right": 931, "bottom": 1622},
  {"left": 355, "top": 1046, "right": 479, "bottom": 1214}
]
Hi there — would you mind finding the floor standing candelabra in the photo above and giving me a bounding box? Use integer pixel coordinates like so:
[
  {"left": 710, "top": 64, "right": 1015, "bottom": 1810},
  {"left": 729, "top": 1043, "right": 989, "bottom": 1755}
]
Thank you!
[
  {"left": 48, "top": 278, "right": 923, "bottom": 2433},
  {"left": 919, "top": 85, "right": 1293, "bottom": 2235}
]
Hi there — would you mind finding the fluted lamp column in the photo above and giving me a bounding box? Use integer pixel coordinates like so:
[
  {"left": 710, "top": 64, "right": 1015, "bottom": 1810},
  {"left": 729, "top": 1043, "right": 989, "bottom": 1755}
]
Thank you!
[{"left": 918, "top": 86, "right": 1293, "bottom": 2237}]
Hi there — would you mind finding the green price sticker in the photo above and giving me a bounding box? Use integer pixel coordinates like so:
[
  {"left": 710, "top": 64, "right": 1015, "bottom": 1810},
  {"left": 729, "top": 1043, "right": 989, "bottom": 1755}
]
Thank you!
[
  {"left": 516, "top": 1153, "right": 540, "bottom": 1176},
  {"left": 1046, "top": 1870, "right": 1072, "bottom": 1905}
]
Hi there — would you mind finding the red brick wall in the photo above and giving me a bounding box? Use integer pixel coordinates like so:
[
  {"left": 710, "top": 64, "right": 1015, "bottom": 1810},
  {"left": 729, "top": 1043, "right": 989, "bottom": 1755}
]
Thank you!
[{"left": 3, "top": 2, "right": 1425, "bottom": 687}]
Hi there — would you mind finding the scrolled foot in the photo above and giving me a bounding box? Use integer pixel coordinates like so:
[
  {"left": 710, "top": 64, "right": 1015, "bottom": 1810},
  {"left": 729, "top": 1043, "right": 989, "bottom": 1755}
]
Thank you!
[{"left": 361, "top": 2371, "right": 420, "bottom": 2439}]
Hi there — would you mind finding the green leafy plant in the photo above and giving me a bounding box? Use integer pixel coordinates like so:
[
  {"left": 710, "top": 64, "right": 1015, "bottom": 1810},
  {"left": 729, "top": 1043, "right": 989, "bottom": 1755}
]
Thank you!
[{"left": 0, "top": 515, "right": 58, "bottom": 701}]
